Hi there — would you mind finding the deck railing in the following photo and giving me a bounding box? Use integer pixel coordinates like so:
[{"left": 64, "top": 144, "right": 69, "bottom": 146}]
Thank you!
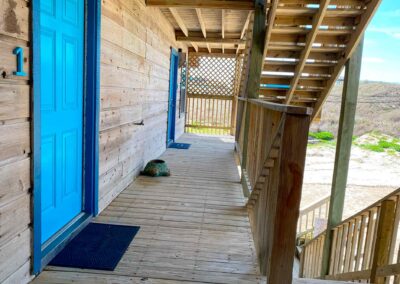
[
  {"left": 300, "top": 188, "right": 400, "bottom": 283},
  {"left": 297, "top": 196, "right": 330, "bottom": 244},
  {"left": 237, "top": 98, "right": 312, "bottom": 284}
]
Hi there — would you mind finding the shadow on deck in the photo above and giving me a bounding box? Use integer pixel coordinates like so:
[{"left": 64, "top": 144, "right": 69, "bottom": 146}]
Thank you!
[{"left": 34, "top": 134, "right": 265, "bottom": 283}]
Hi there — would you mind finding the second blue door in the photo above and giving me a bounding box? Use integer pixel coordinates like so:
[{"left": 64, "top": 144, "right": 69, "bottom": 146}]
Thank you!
[
  {"left": 167, "top": 49, "right": 179, "bottom": 145},
  {"left": 40, "top": 0, "right": 84, "bottom": 244}
]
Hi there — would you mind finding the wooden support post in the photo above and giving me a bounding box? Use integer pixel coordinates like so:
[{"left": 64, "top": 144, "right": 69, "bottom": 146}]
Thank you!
[
  {"left": 320, "top": 38, "right": 364, "bottom": 277},
  {"left": 267, "top": 113, "right": 311, "bottom": 284},
  {"left": 370, "top": 200, "right": 396, "bottom": 284},
  {"left": 239, "top": 0, "right": 266, "bottom": 174}
]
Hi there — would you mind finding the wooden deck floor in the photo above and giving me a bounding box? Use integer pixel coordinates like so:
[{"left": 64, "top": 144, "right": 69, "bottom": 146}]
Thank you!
[{"left": 34, "top": 134, "right": 266, "bottom": 284}]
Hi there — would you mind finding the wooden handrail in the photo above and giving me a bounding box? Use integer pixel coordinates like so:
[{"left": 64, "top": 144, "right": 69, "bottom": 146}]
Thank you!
[
  {"left": 237, "top": 98, "right": 311, "bottom": 283},
  {"left": 300, "top": 187, "right": 400, "bottom": 282},
  {"left": 238, "top": 97, "right": 313, "bottom": 115}
]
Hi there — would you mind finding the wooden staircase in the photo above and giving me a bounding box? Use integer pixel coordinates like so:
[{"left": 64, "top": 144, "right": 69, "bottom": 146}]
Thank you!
[{"left": 255, "top": 0, "right": 381, "bottom": 119}]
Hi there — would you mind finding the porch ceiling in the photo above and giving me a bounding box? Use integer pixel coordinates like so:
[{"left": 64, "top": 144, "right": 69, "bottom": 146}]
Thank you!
[
  {"left": 146, "top": 0, "right": 381, "bottom": 118},
  {"left": 146, "top": 0, "right": 253, "bottom": 54}
]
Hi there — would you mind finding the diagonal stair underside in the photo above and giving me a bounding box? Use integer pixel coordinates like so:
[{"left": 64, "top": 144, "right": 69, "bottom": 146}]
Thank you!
[{"left": 260, "top": 0, "right": 381, "bottom": 119}]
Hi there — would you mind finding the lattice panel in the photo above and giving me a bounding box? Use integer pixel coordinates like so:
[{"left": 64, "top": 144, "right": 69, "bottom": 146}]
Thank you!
[
  {"left": 185, "top": 54, "right": 243, "bottom": 135},
  {"left": 187, "top": 54, "right": 238, "bottom": 97}
]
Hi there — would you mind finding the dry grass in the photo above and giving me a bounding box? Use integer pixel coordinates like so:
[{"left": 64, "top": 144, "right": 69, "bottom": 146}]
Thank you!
[{"left": 311, "top": 81, "right": 400, "bottom": 137}]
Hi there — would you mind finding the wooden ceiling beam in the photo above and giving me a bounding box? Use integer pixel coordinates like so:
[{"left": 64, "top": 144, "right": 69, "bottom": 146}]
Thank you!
[
  {"left": 237, "top": 11, "right": 252, "bottom": 54},
  {"left": 240, "top": 11, "right": 252, "bottom": 40},
  {"left": 222, "top": 10, "right": 225, "bottom": 53},
  {"left": 191, "top": 42, "right": 199, "bottom": 52},
  {"left": 188, "top": 47, "right": 241, "bottom": 55},
  {"left": 195, "top": 8, "right": 207, "bottom": 38},
  {"left": 206, "top": 43, "right": 212, "bottom": 53},
  {"left": 312, "top": 0, "right": 382, "bottom": 119},
  {"left": 177, "top": 36, "right": 244, "bottom": 44},
  {"left": 146, "top": 0, "right": 255, "bottom": 10},
  {"left": 169, "top": 8, "right": 188, "bottom": 37},
  {"left": 285, "top": 0, "right": 331, "bottom": 104}
]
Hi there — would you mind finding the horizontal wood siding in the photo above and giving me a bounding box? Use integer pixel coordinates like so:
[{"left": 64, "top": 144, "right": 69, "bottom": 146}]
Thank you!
[
  {"left": 0, "top": 0, "right": 32, "bottom": 283},
  {"left": 99, "top": 0, "right": 186, "bottom": 212},
  {"left": 0, "top": 0, "right": 186, "bottom": 282}
]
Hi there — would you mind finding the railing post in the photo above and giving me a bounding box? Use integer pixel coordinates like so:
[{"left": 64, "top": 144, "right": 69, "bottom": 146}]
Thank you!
[
  {"left": 370, "top": 200, "right": 396, "bottom": 284},
  {"left": 267, "top": 113, "right": 310, "bottom": 284},
  {"left": 238, "top": 0, "right": 266, "bottom": 185},
  {"left": 320, "top": 38, "right": 364, "bottom": 277}
]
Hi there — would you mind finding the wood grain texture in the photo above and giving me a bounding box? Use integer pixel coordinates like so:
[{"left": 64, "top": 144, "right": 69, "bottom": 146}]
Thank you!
[
  {"left": 99, "top": 0, "right": 187, "bottom": 212},
  {"left": 34, "top": 134, "right": 266, "bottom": 284},
  {"left": 0, "top": 0, "right": 32, "bottom": 282}
]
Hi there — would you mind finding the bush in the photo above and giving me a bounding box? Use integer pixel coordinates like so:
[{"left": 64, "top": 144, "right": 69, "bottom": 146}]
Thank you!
[
  {"left": 377, "top": 140, "right": 400, "bottom": 152},
  {"left": 361, "top": 144, "right": 385, "bottom": 152},
  {"left": 309, "top": 131, "right": 334, "bottom": 141},
  {"left": 378, "top": 140, "right": 392, "bottom": 149}
]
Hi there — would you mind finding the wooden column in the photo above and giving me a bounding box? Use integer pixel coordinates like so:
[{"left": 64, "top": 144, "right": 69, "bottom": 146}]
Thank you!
[
  {"left": 239, "top": 0, "right": 266, "bottom": 172},
  {"left": 267, "top": 113, "right": 311, "bottom": 284},
  {"left": 320, "top": 38, "right": 364, "bottom": 277}
]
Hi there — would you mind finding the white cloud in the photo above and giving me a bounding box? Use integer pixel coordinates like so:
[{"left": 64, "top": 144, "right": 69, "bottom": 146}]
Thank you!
[
  {"left": 363, "top": 57, "right": 385, "bottom": 63},
  {"left": 368, "top": 26, "right": 400, "bottom": 40},
  {"left": 381, "top": 9, "right": 400, "bottom": 17}
]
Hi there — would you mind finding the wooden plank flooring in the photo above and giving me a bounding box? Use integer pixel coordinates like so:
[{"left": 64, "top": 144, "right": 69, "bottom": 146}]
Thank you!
[
  {"left": 34, "top": 134, "right": 266, "bottom": 284},
  {"left": 33, "top": 134, "right": 347, "bottom": 284}
]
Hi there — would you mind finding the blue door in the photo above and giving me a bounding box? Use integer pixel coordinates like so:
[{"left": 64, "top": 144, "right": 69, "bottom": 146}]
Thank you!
[
  {"left": 167, "top": 49, "right": 179, "bottom": 145},
  {"left": 40, "top": 0, "right": 84, "bottom": 244}
]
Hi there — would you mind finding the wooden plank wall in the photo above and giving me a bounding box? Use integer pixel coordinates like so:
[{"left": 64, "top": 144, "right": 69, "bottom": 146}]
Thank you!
[
  {"left": 0, "top": 0, "right": 32, "bottom": 283},
  {"left": 99, "top": 0, "right": 186, "bottom": 212},
  {"left": 0, "top": 0, "right": 186, "bottom": 282}
]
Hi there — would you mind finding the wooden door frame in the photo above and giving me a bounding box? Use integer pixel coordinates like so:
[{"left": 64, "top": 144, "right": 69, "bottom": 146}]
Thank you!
[
  {"left": 167, "top": 48, "right": 179, "bottom": 145},
  {"left": 32, "top": 0, "right": 101, "bottom": 274}
]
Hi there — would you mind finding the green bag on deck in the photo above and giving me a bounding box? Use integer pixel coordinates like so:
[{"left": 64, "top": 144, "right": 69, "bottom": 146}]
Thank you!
[{"left": 140, "top": 159, "right": 171, "bottom": 177}]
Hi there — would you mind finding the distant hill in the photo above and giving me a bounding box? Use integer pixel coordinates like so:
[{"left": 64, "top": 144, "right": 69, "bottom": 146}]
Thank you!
[{"left": 311, "top": 81, "right": 400, "bottom": 137}]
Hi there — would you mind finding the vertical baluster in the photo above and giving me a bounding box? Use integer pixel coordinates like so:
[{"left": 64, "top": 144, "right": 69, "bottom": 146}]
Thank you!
[
  {"left": 389, "top": 196, "right": 400, "bottom": 265},
  {"left": 355, "top": 214, "right": 367, "bottom": 272},
  {"left": 363, "top": 209, "right": 377, "bottom": 270},
  {"left": 339, "top": 223, "right": 349, "bottom": 274},
  {"left": 346, "top": 221, "right": 356, "bottom": 273},
  {"left": 329, "top": 229, "right": 338, "bottom": 275},
  {"left": 349, "top": 217, "right": 361, "bottom": 272},
  {"left": 393, "top": 244, "right": 400, "bottom": 284},
  {"left": 333, "top": 226, "right": 343, "bottom": 274}
]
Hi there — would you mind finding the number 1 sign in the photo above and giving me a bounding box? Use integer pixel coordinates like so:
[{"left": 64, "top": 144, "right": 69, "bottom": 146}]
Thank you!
[{"left": 13, "top": 47, "right": 27, "bottom": 76}]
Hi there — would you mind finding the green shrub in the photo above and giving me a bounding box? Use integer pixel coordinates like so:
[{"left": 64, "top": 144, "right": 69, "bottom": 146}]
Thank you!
[
  {"left": 378, "top": 140, "right": 392, "bottom": 149},
  {"left": 360, "top": 144, "right": 385, "bottom": 152},
  {"left": 309, "top": 131, "right": 334, "bottom": 141}
]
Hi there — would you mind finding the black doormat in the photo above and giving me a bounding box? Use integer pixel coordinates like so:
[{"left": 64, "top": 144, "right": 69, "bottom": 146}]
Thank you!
[
  {"left": 49, "top": 223, "right": 140, "bottom": 271},
  {"left": 168, "top": 142, "right": 191, "bottom": 149}
]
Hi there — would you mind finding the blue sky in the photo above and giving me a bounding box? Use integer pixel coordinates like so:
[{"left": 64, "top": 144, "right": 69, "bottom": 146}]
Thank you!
[{"left": 361, "top": 1, "right": 400, "bottom": 83}]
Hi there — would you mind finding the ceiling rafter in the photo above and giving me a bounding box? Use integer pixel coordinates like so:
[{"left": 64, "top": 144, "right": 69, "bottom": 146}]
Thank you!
[
  {"left": 169, "top": 8, "right": 198, "bottom": 53},
  {"left": 195, "top": 8, "right": 207, "bottom": 38},
  {"left": 285, "top": 0, "right": 331, "bottom": 104},
  {"left": 237, "top": 11, "right": 252, "bottom": 54},
  {"left": 146, "top": 0, "right": 255, "bottom": 10},
  {"left": 176, "top": 35, "right": 244, "bottom": 44},
  {"left": 191, "top": 42, "right": 199, "bottom": 52},
  {"left": 206, "top": 43, "right": 212, "bottom": 53},
  {"left": 169, "top": 8, "right": 188, "bottom": 36},
  {"left": 222, "top": 10, "right": 225, "bottom": 53}
]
